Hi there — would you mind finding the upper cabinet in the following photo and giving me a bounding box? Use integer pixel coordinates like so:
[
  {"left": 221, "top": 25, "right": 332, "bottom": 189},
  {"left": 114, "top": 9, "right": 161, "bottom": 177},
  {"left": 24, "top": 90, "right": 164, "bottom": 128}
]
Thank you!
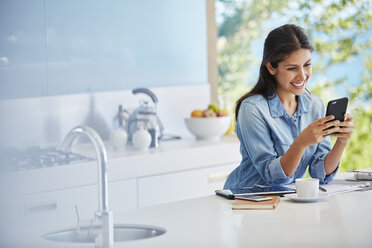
[
  {"left": 0, "top": 0, "right": 48, "bottom": 99},
  {"left": 0, "top": 0, "right": 208, "bottom": 99}
]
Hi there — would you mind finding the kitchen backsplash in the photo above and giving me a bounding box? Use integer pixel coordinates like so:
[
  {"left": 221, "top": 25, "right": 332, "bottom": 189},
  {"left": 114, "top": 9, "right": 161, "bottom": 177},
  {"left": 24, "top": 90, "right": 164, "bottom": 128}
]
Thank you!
[{"left": 0, "top": 84, "right": 210, "bottom": 149}]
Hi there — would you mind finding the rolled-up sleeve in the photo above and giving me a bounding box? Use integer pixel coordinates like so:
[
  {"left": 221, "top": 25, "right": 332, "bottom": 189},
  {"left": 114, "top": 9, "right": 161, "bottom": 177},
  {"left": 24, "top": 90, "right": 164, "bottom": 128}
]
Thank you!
[
  {"left": 238, "top": 102, "right": 292, "bottom": 185},
  {"left": 308, "top": 137, "right": 339, "bottom": 184},
  {"left": 308, "top": 99, "right": 339, "bottom": 184}
]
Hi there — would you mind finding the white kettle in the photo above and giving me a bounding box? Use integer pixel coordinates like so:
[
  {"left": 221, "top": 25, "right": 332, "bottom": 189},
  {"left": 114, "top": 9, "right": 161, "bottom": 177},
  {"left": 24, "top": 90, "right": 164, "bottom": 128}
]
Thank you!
[{"left": 127, "top": 88, "right": 164, "bottom": 148}]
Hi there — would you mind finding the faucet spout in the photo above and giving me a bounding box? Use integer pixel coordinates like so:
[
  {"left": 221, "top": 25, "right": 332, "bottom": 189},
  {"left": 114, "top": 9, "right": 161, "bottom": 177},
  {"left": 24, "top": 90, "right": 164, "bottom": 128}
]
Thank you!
[
  {"left": 62, "top": 126, "right": 109, "bottom": 212},
  {"left": 62, "top": 125, "right": 113, "bottom": 247}
]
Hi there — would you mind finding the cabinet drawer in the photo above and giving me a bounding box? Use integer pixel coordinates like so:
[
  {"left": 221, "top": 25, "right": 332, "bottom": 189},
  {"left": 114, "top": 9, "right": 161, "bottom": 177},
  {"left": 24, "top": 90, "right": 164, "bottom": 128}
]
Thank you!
[
  {"left": 138, "top": 163, "right": 237, "bottom": 207},
  {"left": 7, "top": 179, "right": 137, "bottom": 228},
  {"left": 8, "top": 185, "right": 97, "bottom": 227}
]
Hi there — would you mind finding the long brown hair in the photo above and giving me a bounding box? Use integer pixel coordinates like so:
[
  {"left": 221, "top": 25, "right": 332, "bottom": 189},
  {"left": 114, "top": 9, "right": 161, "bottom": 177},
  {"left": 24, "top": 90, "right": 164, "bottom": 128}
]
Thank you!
[{"left": 235, "top": 24, "right": 314, "bottom": 120}]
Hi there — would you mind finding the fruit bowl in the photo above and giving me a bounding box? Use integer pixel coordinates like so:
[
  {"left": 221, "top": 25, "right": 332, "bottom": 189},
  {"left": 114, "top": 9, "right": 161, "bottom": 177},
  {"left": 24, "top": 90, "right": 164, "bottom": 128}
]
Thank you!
[{"left": 184, "top": 115, "right": 231, "bottom": 140}]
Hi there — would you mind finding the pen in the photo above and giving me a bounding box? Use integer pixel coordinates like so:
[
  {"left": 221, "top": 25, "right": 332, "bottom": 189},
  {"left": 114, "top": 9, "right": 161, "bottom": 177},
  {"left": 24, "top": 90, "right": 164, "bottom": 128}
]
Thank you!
[{"left": 319, "top": 186, "right": 327, "bottom": 192}]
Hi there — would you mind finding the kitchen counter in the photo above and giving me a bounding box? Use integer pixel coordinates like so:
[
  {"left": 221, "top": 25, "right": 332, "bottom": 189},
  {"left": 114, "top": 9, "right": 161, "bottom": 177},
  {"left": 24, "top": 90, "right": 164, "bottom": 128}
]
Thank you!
[
  {"left": 3, "top": 178, "right": 372, "bottom": 248},
  {"left": 5, "top": 135, "right": 241, "bottom": 196}
]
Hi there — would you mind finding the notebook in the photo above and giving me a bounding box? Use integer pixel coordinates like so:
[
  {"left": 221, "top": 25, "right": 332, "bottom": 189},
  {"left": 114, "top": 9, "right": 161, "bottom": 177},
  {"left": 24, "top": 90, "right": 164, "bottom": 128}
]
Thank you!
[
  {"left": 231, "top": 196, "right": 280, "bottom": 210},
  {"left": 215, "top": 185, "right": 295, "bottom": 199}
]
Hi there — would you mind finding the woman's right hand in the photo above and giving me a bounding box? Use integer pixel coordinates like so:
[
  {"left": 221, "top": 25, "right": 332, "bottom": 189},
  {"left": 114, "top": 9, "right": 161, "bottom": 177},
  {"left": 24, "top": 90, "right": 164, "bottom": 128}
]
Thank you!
[{"left": 296, "top": 115, "right": 340, "bottom": 148}]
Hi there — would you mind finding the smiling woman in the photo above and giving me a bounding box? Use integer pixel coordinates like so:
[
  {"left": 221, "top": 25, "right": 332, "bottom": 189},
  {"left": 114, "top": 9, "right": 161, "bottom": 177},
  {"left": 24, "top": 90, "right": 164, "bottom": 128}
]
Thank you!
[
  {"left": 217, "top": 0, "right": 372, "bottom": 173},
  {"left": 223, "top": 24, "right": 354, "bottom": 189},
  {"left": 266, "top": 48, "right": 312, "bottom": 115}
]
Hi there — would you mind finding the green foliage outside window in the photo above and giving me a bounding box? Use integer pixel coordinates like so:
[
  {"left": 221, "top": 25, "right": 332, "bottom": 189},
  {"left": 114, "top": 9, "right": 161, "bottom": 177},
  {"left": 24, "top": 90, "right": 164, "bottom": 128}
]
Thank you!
[{"left": 217, "top": 0, "right": 372, "bottom": 171}]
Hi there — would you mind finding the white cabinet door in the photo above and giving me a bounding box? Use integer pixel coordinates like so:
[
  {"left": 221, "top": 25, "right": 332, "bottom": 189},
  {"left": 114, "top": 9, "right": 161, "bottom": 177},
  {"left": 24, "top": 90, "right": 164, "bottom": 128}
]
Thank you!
[
  {"left": 7, "top": 179, "right": 137, "bottom": 228},
  {"left": 138, "top": 163, "right": 237, "bottom": 207},
  {"left": 109, "top": 179, "right": 138, "bottom": 212}
]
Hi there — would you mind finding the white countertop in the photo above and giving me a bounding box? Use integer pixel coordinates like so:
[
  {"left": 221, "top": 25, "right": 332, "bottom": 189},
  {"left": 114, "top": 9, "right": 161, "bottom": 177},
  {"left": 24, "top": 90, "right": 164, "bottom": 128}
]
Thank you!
[
  {"left": 5, "top": 135, "right": 241, "bottom": 197},
  {"left": 3, "top": 178, "right": 372, "bottom": 248}
]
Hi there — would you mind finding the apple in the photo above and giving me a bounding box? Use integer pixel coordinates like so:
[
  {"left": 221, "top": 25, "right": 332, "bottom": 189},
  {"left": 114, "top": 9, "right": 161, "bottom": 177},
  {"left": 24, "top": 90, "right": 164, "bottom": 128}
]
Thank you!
[{"left": 203, "top": 109, "right": 217, "bottom": 117}]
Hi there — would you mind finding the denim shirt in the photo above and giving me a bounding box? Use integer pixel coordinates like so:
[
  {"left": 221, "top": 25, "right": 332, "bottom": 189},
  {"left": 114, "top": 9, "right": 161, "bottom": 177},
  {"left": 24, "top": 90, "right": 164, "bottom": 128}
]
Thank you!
[{"left": 224, "top": 91, "right": 338, "bottom": 189}]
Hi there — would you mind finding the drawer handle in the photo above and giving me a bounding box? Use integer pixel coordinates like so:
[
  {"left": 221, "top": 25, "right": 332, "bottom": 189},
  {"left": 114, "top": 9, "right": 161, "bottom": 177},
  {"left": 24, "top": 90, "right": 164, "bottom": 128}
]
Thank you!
[
  {"left": 208, "top": 171, "right": 230, "bottom": 183},
  {"left": 24, "top": 202, "right": 57, "bottom": 215}
]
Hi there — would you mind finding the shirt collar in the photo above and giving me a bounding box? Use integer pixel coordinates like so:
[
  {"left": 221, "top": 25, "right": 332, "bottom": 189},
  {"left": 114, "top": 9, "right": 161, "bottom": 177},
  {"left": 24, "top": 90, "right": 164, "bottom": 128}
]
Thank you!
[{"left": 268, "top": 92, "right": 310, "bottom": 118}]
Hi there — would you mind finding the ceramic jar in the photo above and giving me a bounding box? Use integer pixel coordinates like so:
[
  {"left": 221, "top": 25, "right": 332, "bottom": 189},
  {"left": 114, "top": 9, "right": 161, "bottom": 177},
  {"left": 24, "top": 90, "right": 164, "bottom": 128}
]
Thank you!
[
  {"left": 132, "top": 127, "right": 151, "bottom": 151},
  {"left": 110, "top": 128, "right": 128, "bottom": 151}
]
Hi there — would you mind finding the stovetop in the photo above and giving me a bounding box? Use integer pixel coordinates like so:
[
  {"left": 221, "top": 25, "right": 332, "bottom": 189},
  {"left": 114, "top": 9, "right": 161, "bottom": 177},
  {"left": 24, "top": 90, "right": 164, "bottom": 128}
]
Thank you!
[{"left": 0, "top": 146, "right": 93, "bottom": 171}]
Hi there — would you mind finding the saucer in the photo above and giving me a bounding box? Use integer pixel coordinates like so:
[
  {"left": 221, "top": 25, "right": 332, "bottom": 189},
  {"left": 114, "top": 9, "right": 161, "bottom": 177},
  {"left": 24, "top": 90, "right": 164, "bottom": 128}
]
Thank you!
[{"left": 284, "top": 192, "right": 328, "bottom": 203}]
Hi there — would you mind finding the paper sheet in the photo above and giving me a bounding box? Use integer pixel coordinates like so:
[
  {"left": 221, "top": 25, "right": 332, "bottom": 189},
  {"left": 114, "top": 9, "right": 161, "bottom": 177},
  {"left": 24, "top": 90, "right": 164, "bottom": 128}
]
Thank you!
[
  {"left": 320, "top": 182, "right": 370, "bottom": 195},
  {"left": 285, "top": 181, "right": 371, "bottom": 195}
]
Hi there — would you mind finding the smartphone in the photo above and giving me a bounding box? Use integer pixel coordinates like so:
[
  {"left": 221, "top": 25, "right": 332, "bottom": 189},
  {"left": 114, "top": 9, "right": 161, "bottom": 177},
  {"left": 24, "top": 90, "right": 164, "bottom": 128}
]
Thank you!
[
  {"left": 234, "top": 195, "right": 273, "bottom": 202},
  {"left": 215, "top": 189, "right": 235, "bottom": 199},
  {"left": 324, "top": 97, "right": 348, "bottom": 134},
  {"left": 326, "top": 97, "right": 348, "bottom": 121}
]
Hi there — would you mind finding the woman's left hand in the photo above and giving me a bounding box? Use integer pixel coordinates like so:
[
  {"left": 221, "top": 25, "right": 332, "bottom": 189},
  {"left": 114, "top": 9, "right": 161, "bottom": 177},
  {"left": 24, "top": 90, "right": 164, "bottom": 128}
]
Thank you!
[{"left": 331, "top": 113, "right": 354, "bottom": 144}]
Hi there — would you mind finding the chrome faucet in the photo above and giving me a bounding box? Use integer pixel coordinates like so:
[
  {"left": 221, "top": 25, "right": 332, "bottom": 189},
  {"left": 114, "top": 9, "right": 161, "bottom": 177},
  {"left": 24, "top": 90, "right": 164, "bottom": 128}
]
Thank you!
[{"left": 62, "top": 125, "right": 113, "bottom": 248}]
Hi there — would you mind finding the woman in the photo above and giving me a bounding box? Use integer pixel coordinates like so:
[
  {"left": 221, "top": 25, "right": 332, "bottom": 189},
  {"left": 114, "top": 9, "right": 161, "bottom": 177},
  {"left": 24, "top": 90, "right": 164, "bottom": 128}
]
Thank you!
[{"left": 224, "top": 24, "right": 354, "bottom": 189}]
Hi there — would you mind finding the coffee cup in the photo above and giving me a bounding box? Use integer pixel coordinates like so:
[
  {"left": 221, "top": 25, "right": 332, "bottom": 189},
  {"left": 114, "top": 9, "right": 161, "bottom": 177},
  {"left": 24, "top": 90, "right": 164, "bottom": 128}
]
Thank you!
[{"left": 295, "top": 178, "right": 319, "bottom": 198}]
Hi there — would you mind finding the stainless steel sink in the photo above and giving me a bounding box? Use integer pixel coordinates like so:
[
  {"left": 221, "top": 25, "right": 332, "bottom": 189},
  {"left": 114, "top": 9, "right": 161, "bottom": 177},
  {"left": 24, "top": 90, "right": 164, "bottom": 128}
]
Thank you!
[{"left": 42, "top": 224, "right": 166, "bottom": 243}]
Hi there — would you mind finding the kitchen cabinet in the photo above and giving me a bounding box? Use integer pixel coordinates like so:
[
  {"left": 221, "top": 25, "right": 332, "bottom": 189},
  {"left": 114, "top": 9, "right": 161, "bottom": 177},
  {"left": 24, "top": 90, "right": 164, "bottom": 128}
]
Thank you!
[
  {"left": 109, "top": 179, "right": 138, "bottom": 211},
  {"left": 7, "top": 179, "right": 137, "bottom": 227},
  {"left": 6, "top": 160, "right": 234, "bottom": 228},
  {"left": 138, "top": 163, "right": 236, "bottom": 207},
  {"left": 0, "top": 1, "right": 207, "bottom": 100},
  {"left": 6, "top": 136, "right": 241, "bottom": 221}
]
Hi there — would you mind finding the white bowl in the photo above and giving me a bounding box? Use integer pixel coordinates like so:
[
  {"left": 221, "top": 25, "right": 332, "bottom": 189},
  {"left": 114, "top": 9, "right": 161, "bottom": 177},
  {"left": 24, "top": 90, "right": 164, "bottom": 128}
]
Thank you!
[{"left": 184, "top": 115, "right": 231, "bottom": 140}]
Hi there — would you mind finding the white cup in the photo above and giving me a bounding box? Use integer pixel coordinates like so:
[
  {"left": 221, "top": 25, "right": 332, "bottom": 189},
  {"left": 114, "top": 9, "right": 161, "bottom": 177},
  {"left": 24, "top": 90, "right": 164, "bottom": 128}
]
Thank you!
[{"left": 295, "top": 178, "right": 319, "bottom": 198}]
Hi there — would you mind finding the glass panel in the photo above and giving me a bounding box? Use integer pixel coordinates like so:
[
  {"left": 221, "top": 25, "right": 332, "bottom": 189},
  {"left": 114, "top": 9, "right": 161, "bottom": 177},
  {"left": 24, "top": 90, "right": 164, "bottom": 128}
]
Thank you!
[
  {"left": 0, "top": 0, "right": 47, "bottom": 99},
  {"left": 0, "top": 0, "right": 208, "bottom": 99}
]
